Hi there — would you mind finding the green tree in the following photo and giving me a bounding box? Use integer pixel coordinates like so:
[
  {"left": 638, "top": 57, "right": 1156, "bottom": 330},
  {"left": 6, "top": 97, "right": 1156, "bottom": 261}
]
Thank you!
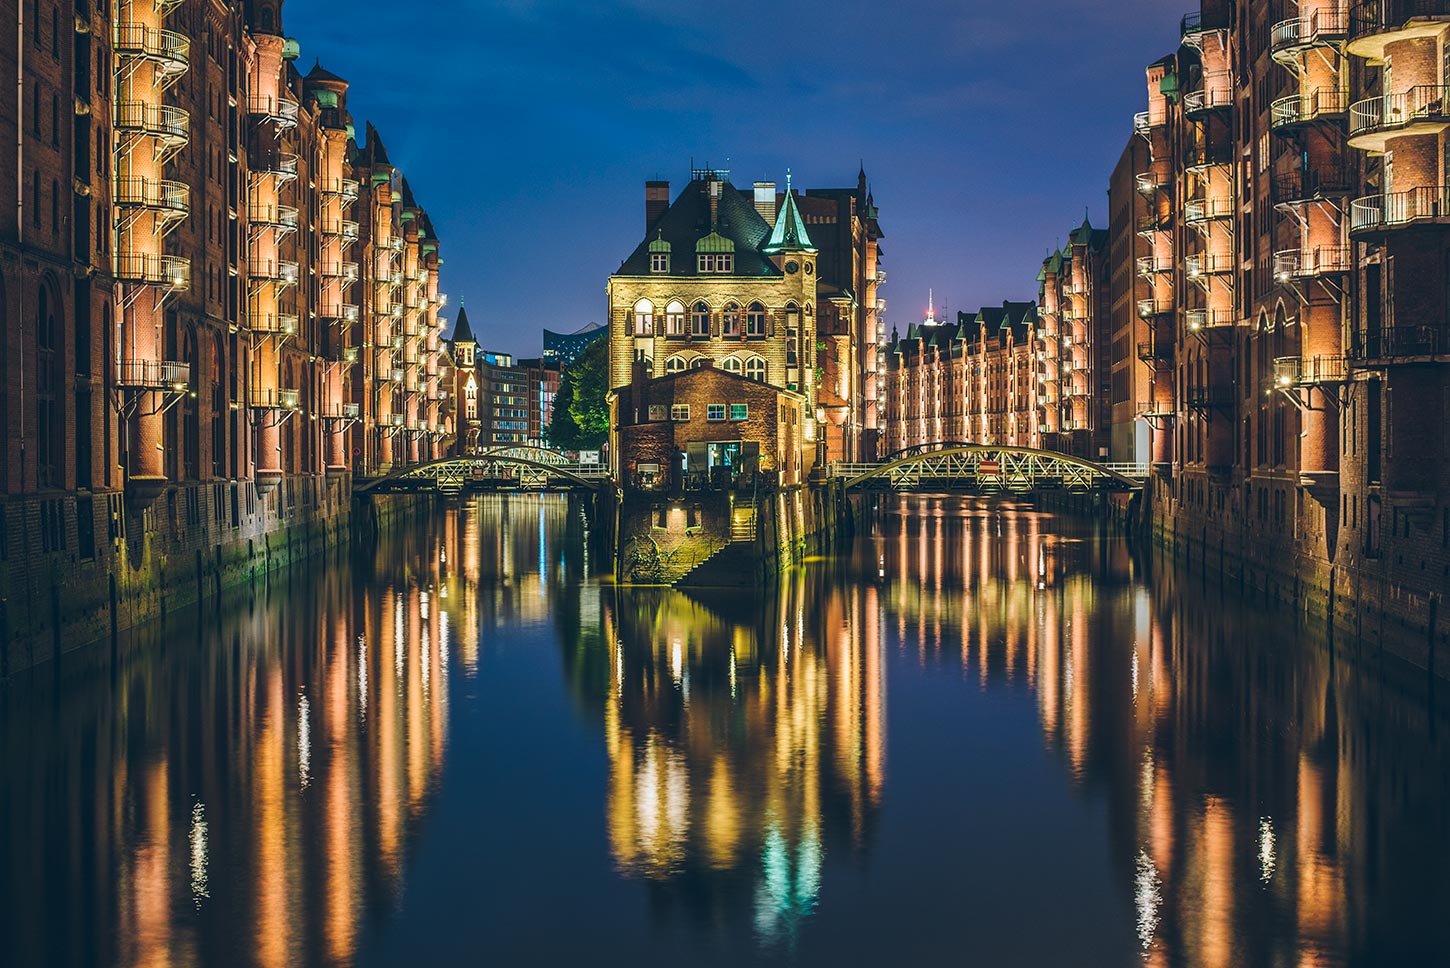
[{"left": 547, "top": 337, "right": 609, "bottom": 450}]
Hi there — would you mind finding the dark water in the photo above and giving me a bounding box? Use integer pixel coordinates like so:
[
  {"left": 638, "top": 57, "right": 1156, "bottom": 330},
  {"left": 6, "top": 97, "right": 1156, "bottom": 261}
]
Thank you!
[{"left": 3, "top": 494, "right": 1449, "bottom": 967}]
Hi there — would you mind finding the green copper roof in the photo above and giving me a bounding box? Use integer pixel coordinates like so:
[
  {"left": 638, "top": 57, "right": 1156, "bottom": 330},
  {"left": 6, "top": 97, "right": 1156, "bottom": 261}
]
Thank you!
[
  {"left": 763, "top": 175, "right": 817, "bottom": 254},
  {"left": 695, "top": 230, "right": 735, "bottom": 253},
  {"left": 648, "top": 233, "right": 671, "bottom": 253}
]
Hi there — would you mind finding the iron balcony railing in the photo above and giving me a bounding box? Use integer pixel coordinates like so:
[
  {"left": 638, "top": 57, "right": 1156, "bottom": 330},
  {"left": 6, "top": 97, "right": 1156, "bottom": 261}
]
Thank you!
[
  {"left": 1351, "top": 324, "right": 1450, "bottom": 359},
  {"left": 323, "top": 303, "right": 361, "bottom": 323},
  {"left": 1349, "top": 85, "right": 1450, "bottom": 138},
  {"left": 341, "top": 346, "right": 360, "bottom": 365},
  {"left": 1187, "top": 252, "right": 1235, "bottom": 277},
  {"left": 1270, "top": 6, "right": 1350, "bottom": 58},
  {"left": 321, "top": 177, "right": 361, "bottom": 202},
  {"left": 1185, "top": 386, "right": 1232, "bottom": 409},
  {"left": 114, "top": 176, "right": 190, "bottom": 216},
  {"left": 1274, "top": 246, "right": 1353, "bottom": 279},
  {"left": 1275, "top": 355, "right": 1347, "bottom": 385},
  {"left": 248, "top": 312, "right": 298, "bottom": 336},
  {"left": 1184, "top": 143, "right": 1234, "bottom": 170},
  {"left": 248, "top": 258, "right": 300, "bottom": 285},
  {"left": 1186, "top": 308, "right": 1237, "bottom": 330},
  {"left": 1138, "top": 297, "right": 1174, "bottom": 318},
  {"left": 1134, "top": 108, "right": 1167, "bottom": 138},
  {"left": 249, "top": 95, "right": 300, "bottom": 128},
  {"left": 1137, "top": 339, "right": 1174, "bottom": 363},
  {"left": 1272, "top": 164, "right": 1356, "bottom": 204},
  {"left": 343, "top": 403, "right": 362, "bottom": 419},
  {"left": 1136, "top": 211, "right": 1171, "bottom": 233},
  {"left": 1349, "top": 0, "right": 1450, "bottom": 42},
  {"left": 1270, "top": 88, "right": 1351, "bottom": 129},
  {"left": 247, "top": 203, "right": 299, "bottom": 233},
  {"left": 250, "top": 387, "right": 300, "bottom": 410},
  {"left": 117, "top": 359, "right": 190, "bottom": 389},
  {"left": 113, "top": 22, "right": 190, "bottom": 80},
  {"left": 115, "top": 252, "right": 191, "bottom": 290},
  {"left": 1351, "top": 185, "right": 1450, "bottom": 233},
  {"left": 1183, "top": 75, "right": 1234, "bottom": 114},
  {"left": 319, "top": 219, "right": 360, "bottom": 241},
  {"left": 321, "top": 262, "right": 360, "bottom": 284},
  {"left": 1184, "top": 195, "right": 1234, "bottom": 223},
  {"left": 1137, "top": 255, "right": 1174, "bottom": 276},
  {"left": 1135, "top": 171, "right": 1165, "bottom": 194},
  {"left": 115, "top": 100, "right": 189, "bottom": 145},
  {"left": 251, "top": 150, "right": 299, "bottom": 182}
]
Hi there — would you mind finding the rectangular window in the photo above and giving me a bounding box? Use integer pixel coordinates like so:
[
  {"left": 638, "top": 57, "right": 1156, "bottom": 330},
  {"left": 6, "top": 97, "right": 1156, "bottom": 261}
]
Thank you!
[
  {"left": 707, "top": 404, "right": 726, "bottom": 421},
  {"left": 648, "top": 404, "right": 667, "bottom": 421},
  {"left": 698, "top": 254, "right": 713, "bottom": 272},
  {"left": 633, "top": 311, "right": 653, "bottom": 336},
  {"left": 650, "top": 253, "right": 668, "bottom": 272},
  {"left": 670, "top": 404, "right": 690, "bottom": 421},
  {"left": 718, "top": 254, "right": 733, "bottom": 273},
  {"left": 730, "top": 403, "right": 748, "bottom": 420},
  {"left": 691, "top": 308, "right": 710, "bottom": 336},
  {"left": 746, "top": 307, "right": 766, "bottom": 336}
]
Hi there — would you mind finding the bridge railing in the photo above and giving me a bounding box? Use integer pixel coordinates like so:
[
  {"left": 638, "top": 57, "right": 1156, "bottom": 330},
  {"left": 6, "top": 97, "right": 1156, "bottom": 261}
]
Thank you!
[{"left": 828, "top": 460, "right": 1149, "bottom": 480}]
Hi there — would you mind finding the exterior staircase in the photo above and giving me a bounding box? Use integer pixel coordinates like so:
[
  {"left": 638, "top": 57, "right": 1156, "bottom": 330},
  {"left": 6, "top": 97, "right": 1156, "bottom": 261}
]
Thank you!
[{"left": 730, "top": 501, "right": 757, "bottom": 543}]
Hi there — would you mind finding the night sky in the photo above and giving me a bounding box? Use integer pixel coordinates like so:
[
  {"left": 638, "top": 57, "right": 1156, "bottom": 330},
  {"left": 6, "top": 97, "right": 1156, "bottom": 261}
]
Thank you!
[{"left": 283, "top": 0, "right": 1184, "bottom": 357}]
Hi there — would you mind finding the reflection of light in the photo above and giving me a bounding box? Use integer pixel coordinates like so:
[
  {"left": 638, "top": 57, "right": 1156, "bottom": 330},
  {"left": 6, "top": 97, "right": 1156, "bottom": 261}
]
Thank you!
[
  {"left": 1135, "top": 848, "right": 1161, "bottom": 950},
  {"left": 755, "top": 825, "right": 823, "bottom": 942},
  {"left": 298, "top": 693, "right": 312, "bottom": 789},
  {"left": 421, "top": 590, "right": 429, "bottom": 621},
  {"left": 1131, "top": 650, "right": 1140, "bottom": 700},
  {"left": 358, "top": 634, "right": 368, "bottom": 721},
  {"left": 1259, "top": 817, "right": 1277, "bottom": 882},
  {"left": 729, "top": 645, "right": 737, "bottom": 700},
  {"left": 190, "top": 801, "right": 209, "bottom": 906}
]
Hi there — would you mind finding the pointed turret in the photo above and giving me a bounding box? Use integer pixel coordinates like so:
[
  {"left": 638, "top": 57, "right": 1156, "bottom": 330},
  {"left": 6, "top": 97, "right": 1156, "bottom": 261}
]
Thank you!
[
  {"left": 763, "top": 171, "right": 817, "bottom": 254},
  {"left": 448, "top": 301, "right": 477, "bottom": 348}
]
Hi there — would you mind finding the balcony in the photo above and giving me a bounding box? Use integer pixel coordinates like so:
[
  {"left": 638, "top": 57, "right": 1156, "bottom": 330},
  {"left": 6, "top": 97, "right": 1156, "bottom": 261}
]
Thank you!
[
  {"left": 1348, "top": 0, "right": 1450, "bottom": 62},
  {"left": 1136, "top": 211, "right": 1171, "bottom": 235},
  {"left": 248, "top": 312, "right": 298, "bottom": 337},
  {"left": 1348, "top": 86, "right": 1450, "bottom": 151},
  {"left": 249, "top": 95, "right": 300, "bottom": 129},
  {"left": 343, "top": 402, "right": 362, "bottom": 419},
  {"left": 1186, "top": 252, "right": 1234, "bottom": 279},
  {"left": 340, "top": 346, "right": 360, "bottom": 365},
  {"left": 436, "top": 293, "right": 449, "bottom": 309},
  {"left": 1351, "top": 185, "right": 1450, "bottom": 235},
  {"left": 1135, "top": 171, "right": 1166, "bottom": 195},
  {"left": 1183, "top": 76, "right": 1233, "bottom": 115},
  {"left": 1270, "top": 88, "right": 1351, "bottom": 131},
  {"left": 1185, "top": 386, "right": 1232, "bottom": 410},
  {"left": 1184, "top": 143, "right": 1233, "bottom": 171},
  {"left": 1271, "top": 7, "right": 1350, "bottom": 64},
  {"left": 1350, "top": 323, "right": 1450, "bottom": 360},
  {"left": 384, "top": 237, "right": 404, "bottom": 253},
  {"left": 247, "top": 203, "right": 299, "bottom": 235},
  {"left": 115, "top": 176, "right": 189, "bottom": 223},
  {"left": 321, "top": 219, "right": 360, "bottom": 241},
  {"left": 1271, "top": 164, "right": 1356, "bottom": 206},
  {"left": 115, "top": 252, "right": 191, "bottom": 291},
  {"left": 1134, "top": 109, "right": 1167, "bottom": 139},
  {"left": 1184, "top": 195, "right": 1234, "bottom": 224},
  {"left": 1137, "top": 255, "right": 1174, "bottom": 276},
  {"left": 251, "top": 150, "right": 299, "bottom": 183},
  {"left": 390, "top": 368, "right": 406, "bottom": 385},
  {"left": 1273, "top": 246, "right": 1353, "bottom": 280},
  {"left": 324, "top": 304, "right": 361, "bottom": 324},
  {"left": 1137, "top": 338, "right": 1175, "bottom": 365},
  {"left": 1186, "top": 308, "right": 1237, "bottom": 330},
  {"left": 116, "top": 359, "right": 190, "bottom": 389},
  {"left": 322, "top": 177, "right": 361, "bottom": 202},
  {"left": 250, "top": 387, "right": 301, "bottom": 410},
  {"left": 1138, "top": 297, "right": 1174, "bottom": 318},
  {"left": 322, "top": 262, "right": 360, "bottom": 284},
  {"left": 249, "top": 258, "right": 300, "bottom": 287},
  {"left": 1274, "top": 355, "right": 1347, "bottom": 386},
  {"left": 113, "top": 22, "right": 190, "bottom": 84},
  {"left": 115, "top": 100, "right": 189, "bottom": 154}
]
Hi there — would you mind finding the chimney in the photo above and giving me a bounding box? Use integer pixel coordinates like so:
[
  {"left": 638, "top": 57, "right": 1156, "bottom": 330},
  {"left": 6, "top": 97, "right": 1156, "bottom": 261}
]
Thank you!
[
  {"left": 754, "top": 181, "right": 777, "bottom": 225},
  {"left": 646, "top": 181, "right": 669, "bottom": 230}
]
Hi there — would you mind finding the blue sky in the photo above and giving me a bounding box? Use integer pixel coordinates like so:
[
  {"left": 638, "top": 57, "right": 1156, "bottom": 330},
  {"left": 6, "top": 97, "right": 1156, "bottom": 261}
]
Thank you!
[{"left": 283, "top": 0, "right": 1185, "bottom": 356}]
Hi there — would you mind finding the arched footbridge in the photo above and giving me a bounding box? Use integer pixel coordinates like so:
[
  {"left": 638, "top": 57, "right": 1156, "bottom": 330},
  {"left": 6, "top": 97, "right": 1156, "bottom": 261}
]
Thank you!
[
  {"left": 828, "top": 445, "right": 1149, "bottom": 493},
  {"left": 356, "top": 446, "right": 609, "bottom": 494}
]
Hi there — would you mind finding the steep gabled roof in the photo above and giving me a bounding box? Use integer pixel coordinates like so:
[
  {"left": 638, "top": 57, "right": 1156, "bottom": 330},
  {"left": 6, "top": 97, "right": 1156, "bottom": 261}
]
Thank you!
[
  {"left": 616, "top": 179, "right": 779, "bottom": 277},
  {"left": 305, "top": 59, "right": 344, "bottom": 84},
  {"left": 447, "top": 303, "right": 476, "bottom": 347},
  {"left": 763, "top": 182, "right": 817, "bottom": 254}
]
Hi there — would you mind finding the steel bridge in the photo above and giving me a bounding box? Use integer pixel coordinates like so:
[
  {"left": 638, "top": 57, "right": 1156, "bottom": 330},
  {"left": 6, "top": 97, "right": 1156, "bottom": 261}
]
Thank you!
[
  {"left": 828, "top": 444, "right": 1149, "bottom": 493},
  {"left": 355, "top": 446, "right": 609, "bottom": 494}
]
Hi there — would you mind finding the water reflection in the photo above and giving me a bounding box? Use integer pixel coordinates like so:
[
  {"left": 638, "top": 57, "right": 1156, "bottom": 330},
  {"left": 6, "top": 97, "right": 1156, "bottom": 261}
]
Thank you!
[{"left": 2, "top": 493, "right": 1449, "bottom": 966}]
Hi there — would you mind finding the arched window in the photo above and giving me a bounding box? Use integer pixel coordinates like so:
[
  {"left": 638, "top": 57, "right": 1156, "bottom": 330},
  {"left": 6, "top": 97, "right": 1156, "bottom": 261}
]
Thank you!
[
  {"left": 664, "top": 355, "right": 687, "bottom": 373},
  {"left": 633, "top": 298, "right": 654, "bottom": 336},
  {"left": 746, "top": 302, "right": 766, "bottom": 337},
  {"left": 691, "top": 301, "right": 710, "bottom": 337},
  {"left": 721, "top": 356, "right": 743, "bottom": 375},
  {"left": 722, "top": 302, "right": 742, "bottom": 338},
  {"left": 664, "top": 300, "right": 686, "bottom": 337},
  {"left": 690, "top": 357, "right": 709, "bottom": 369},
  {"left": 745, "top": 356, "right": 767, "bottom": 382}
]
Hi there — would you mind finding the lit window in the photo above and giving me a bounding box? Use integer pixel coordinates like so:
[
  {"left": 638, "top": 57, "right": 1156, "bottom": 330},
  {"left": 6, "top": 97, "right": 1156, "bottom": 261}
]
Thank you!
[
  {"left": 664, "top": 356, "right": 686, "bottom": 373},
  {"left": 648, "top": 404, "right": 667, "bottom": 421},
  {"left": 721, "top": 356, "right": 742, "bottom": 374},
  {"left": 746, "top": 302, "right": 766, "bottom": 336},
  {"left": 650, "top": 252, "right": 669, "bottom": 273},
  {"left": 730, "top": 403, "right": 748, "bottom": 420},
  {"left": 691, "top": 302, "right": 710, "bottom": 336},
  {"left": 664, "top": 300, "right": 686, "bottom": 337},
  {"left": 707, "top": 403, "right": 726, "bottom": 421},
  {"left": 670, "top": 404, "right": 690, "bottom": 421},
  {"left": 745, "top": 357, "right": 767, "bottom": 382},
  {"left": 633, "top": 299, "right": 654, "bottom": 336},
  {"left": 722, "top": 302, "right": 741, "bottom": 337}
]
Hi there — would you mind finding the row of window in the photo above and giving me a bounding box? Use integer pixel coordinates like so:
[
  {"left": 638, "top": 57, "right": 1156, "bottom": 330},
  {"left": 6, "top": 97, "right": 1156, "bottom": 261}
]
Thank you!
[
  {"left": 652, "top": 354, "right": 769, "bottom": 381},
  {"left": 635, "top": 300, "right": 770, "bottom": 337},
  {"left": 648, "top": 254, "right": 735, "bottom": 273},
  {"left": 648, "top": 403, "right": 750, "bottom": 422}
]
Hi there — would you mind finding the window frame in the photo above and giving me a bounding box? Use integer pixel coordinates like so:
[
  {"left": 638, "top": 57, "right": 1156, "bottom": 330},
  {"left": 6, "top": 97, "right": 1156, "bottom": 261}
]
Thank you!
[
  {"left": 670, "top": 403, "right": 690, "bottom": 422},
  {"left": 730, "top": 403, "right": 748, "bottom": 421},
  {"left": 745, "top": 357, "right": 767, "bottom": 383},
  {"left": 647, "top": 404, "right": 667, "bottom": 422},
  {"left": 707, "top": 403, "right": 727, "bottom": 422},
  {"left": 746, "top": 303, "right": 767, "bottom": 337},
  {"left": 690, "top": 302, "right": 711, "bottom": 337}
]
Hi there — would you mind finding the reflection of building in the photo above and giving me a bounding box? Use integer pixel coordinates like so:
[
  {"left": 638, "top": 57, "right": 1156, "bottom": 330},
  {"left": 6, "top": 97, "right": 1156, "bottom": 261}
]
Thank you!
[{"left": 591, "top": 580, "right": 884, "bottom": 938}]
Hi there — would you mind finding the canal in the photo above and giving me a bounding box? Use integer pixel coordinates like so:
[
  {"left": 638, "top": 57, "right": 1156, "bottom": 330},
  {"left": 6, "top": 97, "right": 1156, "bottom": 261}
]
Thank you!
[{"left": 2, "top": 494, "right": 1448, "bottom": 967}]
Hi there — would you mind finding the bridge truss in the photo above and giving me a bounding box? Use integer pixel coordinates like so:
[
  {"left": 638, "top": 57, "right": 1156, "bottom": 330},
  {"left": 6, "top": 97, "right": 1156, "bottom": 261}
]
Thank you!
[
  {"left": 830, "top": 445, "right": 1148, "bottom": 493},
  {"left": 356, "top": 446, "right": 608, "bottom": 494}
]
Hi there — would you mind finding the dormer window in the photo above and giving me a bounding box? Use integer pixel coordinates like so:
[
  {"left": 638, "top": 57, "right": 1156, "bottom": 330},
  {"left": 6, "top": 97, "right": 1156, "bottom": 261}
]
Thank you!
[
  {"left": 650, "top": 252, "right": 669, "bottom": 272},
  {"left": 697, "top": 253, "right": 734, "bottom": 273}
]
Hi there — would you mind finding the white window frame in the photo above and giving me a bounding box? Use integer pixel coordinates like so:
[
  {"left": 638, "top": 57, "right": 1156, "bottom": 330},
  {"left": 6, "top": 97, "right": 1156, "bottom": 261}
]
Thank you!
[
  {"left": 730, "top": 403, "right": 748, "bottom": 421},
  {"left": 670, "top": 404, "right": 690, "bottom": 421},
  {"left": 745, "top": 357, "right": 767, "bottom": 382},
  {"left": 664, "top": 300, "right": 687, "bottom": 337},
  {"left": 691, "top": 303, "right": 711, "bottom": 336},
  {"left": 650, "top": 252, "right": 669, "bottom": 273},
  {"left": 746, "top": 303, "right": 767, "bottom": 337},
  {"left": 664, "top": 356, "right": 686, "bottom": 373},
  {"left": 707, "top": 403, "right": 726, "bottom": 422},
  {"left": 722, "top": 303, "right": 741, "bottom": 338},
  {"left": 633, "top": 299, "right": 654, "bottom": 336},
  {"left": 721, "top": 356, "right": 743, "bottom": 375}
]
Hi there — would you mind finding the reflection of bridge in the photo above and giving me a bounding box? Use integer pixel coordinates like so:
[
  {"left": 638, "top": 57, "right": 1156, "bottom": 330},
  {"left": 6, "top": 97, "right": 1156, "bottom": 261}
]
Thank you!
[
  {"left": 828, "top": 445, "right": 1149, "bottom": 493},
  {"left": 356, "top": 446, "right": 608, "bottom": 494}
]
